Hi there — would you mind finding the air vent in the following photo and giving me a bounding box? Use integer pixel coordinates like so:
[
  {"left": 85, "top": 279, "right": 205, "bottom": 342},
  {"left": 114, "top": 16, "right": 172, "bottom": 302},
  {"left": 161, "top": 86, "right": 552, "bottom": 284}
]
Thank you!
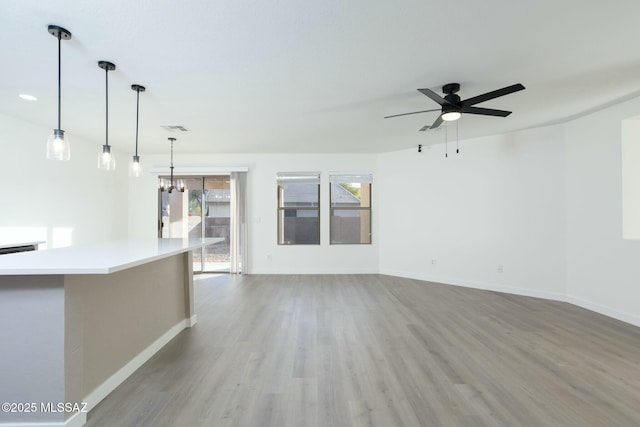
[{"left": 161, "top": 125, "right": 189, "bottom": 132}]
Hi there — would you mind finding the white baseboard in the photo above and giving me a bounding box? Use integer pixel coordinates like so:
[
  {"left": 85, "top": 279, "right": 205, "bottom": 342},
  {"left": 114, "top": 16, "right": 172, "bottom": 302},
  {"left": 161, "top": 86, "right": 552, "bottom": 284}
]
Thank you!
[
  {"left": 83, "top": 318, "right": 190, "bottom": 412},
  {"left": 566, "top": 295, "right": 640, "bottom": 328},
  {"left": 250, "top": 268, "right": 379, "bottom": 275},
  {"left": 0, "top": 411, "right": 85, "bottom": 427},
  {"left": 187, "top": 314, "right": 197, "bottom": 327},
  {"left": 64, "top": 412, "right": 86, "bottom": 427},
  {"left": 380, "top": 269, "right": 565, "bottom": 302}
]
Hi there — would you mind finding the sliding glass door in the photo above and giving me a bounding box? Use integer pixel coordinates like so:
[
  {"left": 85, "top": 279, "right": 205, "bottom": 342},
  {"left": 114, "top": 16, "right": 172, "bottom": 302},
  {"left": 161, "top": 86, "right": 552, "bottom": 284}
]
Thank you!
[
  {"left": 203, "top": 177, "right": 231, "bottom": 272},
  {"left": 159, "top": 176, "right": 231, "bottom": 273}
]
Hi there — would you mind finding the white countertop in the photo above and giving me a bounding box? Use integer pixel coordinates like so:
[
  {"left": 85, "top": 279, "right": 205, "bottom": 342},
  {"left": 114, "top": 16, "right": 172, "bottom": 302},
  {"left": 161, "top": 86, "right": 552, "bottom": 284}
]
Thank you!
[{"left": 0, "top": 238, "right": 223, "bottom": 275}]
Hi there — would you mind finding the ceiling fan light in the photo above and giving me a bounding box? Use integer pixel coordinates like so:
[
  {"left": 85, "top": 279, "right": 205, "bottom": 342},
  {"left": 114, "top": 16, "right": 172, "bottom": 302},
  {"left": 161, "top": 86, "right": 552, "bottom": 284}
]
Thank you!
[{"left": 442, "top": 111, "right": 461, "bottom": 121}]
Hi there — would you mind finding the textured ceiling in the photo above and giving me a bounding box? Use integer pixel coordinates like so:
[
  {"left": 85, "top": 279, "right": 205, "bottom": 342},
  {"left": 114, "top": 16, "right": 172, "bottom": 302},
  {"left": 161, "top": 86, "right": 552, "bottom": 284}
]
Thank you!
[{"left": 2, "top": 0, "right": 640, "bottom": 155}]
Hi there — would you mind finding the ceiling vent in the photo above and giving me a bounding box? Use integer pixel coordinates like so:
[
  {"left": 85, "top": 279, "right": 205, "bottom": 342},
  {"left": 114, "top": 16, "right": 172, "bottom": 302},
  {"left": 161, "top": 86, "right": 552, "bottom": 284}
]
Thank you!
[{"left": 161, "top": 125, "right": 189, "bottom": 132}]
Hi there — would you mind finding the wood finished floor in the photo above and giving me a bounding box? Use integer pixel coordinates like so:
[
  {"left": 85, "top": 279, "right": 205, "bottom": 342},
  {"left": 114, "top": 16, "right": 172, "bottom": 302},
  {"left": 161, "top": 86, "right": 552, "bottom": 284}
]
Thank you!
[{"left": 86, "top": 274, "right": 640, "bottom": 427}]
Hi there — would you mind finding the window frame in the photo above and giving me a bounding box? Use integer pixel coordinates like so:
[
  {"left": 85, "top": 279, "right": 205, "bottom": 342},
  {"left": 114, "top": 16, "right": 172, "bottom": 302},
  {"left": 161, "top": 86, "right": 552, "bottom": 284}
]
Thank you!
[
  {"left": 277, "top": 172, "right": 321, "bottom": 245},
  {"left": 329, "top": 174, "right": 372, "bottom": 245}
]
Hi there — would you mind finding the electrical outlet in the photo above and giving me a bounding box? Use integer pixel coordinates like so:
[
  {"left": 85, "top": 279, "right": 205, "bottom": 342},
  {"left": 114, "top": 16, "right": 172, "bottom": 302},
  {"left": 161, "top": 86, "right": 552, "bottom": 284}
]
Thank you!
[
  {"left": 497, "top": 265, "right": 504, "bottom": 273},
  {"left": 267, "top": 253, "right": 272, "bottom": 261},
  {"left": 431, "top": 259, "right": 436, "bottom": 265}
]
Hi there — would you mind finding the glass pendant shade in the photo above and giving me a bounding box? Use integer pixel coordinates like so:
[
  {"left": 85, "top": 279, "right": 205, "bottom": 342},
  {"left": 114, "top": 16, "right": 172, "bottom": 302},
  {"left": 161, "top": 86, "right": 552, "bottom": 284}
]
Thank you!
[
  {"left": 98, "top": 144, "right": 116, "bottom": 170},
  {"left": 46, "top": 129, "right": 70, "bottom": 160},
  {"left": 129, "top": 155, "right": 143, "bottom": 177}
]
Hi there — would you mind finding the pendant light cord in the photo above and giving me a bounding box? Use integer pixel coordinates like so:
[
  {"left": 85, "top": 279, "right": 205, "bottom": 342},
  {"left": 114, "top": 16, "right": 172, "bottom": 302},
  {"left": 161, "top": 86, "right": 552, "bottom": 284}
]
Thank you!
[
  {"left": 445, "top": 123, "right": 448, "bottom": 158},
  {"left": 134, "top": 89, "right": 140, "bottom": 156},
  {"left": 105, "top": 68, "right": 109, "bottom": 148},
  {"left": 170, "top": 139, "right": 175, "bottom": 188},
  {"left": 57, "top": 33, "right": 62, "bottom": 130}
]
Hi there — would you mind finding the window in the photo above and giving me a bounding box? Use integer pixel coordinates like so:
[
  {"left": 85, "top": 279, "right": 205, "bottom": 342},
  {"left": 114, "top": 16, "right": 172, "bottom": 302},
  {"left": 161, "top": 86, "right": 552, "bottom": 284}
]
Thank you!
[
  {"left": 330, "top": 173, "right": 372, "bottom": 244},
  {"left": 277, "top": 172, "right": 320, "bottom": 245}
]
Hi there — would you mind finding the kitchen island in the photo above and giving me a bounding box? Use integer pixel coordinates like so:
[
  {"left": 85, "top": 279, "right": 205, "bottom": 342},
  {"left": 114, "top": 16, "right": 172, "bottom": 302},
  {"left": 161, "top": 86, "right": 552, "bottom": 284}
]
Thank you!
[{"left": 0, "top": 238, "right": 222, "bottom": 427}]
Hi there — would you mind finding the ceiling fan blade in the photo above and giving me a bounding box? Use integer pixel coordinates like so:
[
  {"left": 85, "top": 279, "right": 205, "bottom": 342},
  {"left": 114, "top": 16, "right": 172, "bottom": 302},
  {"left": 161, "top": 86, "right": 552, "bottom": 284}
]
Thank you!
[
  {"left": 384, "top": 108, "right": 440, "bottom": 119},
  {"left": 461, "top": 83, "right": 525, "bottom": 106},
  {"left": 461, "top": 106, "right": 512, "bottom": 117},
  {"left": 418, "top": 88, "right": 453, "bottom": 106},
  {"left": 430, "top": 114, "right": 444, "bottom": 129}
]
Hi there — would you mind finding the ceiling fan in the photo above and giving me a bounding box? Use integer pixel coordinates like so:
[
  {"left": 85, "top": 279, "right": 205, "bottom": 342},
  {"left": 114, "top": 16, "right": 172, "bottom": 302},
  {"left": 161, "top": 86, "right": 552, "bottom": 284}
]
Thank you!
[{"left": 384, "top": 82, "right": 525, "bottom": 130}]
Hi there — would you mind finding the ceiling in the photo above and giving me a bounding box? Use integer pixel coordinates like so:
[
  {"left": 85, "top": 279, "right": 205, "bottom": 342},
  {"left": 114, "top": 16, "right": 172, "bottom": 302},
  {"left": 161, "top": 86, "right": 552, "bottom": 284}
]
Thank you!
[{"left": 2, "top": 0, "right": 640, "bottom": 155}]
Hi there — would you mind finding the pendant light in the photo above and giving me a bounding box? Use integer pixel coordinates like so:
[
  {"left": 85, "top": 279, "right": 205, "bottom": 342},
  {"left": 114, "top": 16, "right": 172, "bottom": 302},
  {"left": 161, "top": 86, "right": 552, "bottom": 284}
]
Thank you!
[
  {"left": 46, "top": 25, "right": 72, "bottom": 161},
  {"left": 129, "top": 84, "right": 145, "bottom": 177},
  {"left": 98, "top": 61, "right": 116, "bottom": 170},
  {"left": 159, "top": 138, "right": 185, "bottom": 193}
]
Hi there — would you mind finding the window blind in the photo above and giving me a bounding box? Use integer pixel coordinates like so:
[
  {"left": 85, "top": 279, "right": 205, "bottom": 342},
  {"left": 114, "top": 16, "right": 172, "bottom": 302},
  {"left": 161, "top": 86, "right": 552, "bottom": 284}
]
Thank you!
[
  {"left": 329, "top": 173, "right": 373, "bottom": 184},
  {"left": 276, "top": 172, "right": 321, "bottom": 185}
]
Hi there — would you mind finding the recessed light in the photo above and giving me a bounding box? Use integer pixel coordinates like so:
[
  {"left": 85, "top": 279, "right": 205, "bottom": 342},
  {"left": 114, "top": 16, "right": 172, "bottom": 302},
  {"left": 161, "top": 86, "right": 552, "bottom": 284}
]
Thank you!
[{"left": 19, "top": 94, "right": 38, "bottom": 101}]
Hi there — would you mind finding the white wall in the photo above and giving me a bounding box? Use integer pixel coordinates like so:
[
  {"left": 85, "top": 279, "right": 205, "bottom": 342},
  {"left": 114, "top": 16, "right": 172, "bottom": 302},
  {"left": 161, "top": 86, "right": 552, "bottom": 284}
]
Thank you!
[
  {"left": 564, "top": 96, "right": 640, "bottom": 326},
  {"left": 127, "top": 152, "right": 379, "bottom": 274},
  {"left": 378, "top": 125, "right": 567, "bottom": 299},
  {"left": 0, "top": 113, "right": 129, "bottom": 248}
]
